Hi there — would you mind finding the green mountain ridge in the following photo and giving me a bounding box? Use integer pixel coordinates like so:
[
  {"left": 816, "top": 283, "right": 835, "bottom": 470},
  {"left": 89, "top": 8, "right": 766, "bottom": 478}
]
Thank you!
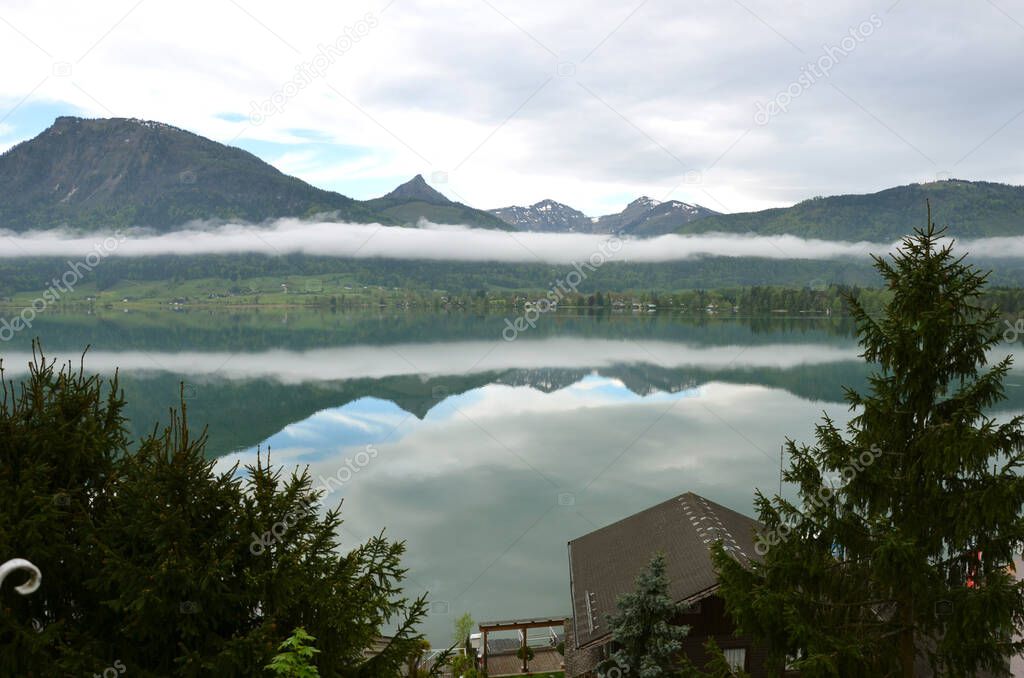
[
  {"left": 0, "top": 118, "right": 510, "bottom": 232},
  {"left": 0, "top": 116, "right": 384, "bottom": 232},
  {"left": 2, "top": 117, "right": 1023, "bottom": 241},
  {"left": 680, "top": 180, "right": 1024, "bottom": 240}
]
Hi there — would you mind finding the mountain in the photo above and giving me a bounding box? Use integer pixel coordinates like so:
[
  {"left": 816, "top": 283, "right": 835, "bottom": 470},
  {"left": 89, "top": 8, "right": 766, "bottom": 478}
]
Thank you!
[
  {"left": 0, "top": 118, "right": 516, "bottom": 233},
  {"left": 376, "top": 173, "right": 449, "bottom": 203},
  {"left": 593, "top": 196, "right": 664, "bottom": 232},
  {"left": 491, "top": 195, "right": 718, "bottom": 235},
  {"left": 495, "top": 181, "right": 1024, "bottom": 241},
  {"left": 490, "top": 199, "right": 592, "bottom": 232},
  {"left": 366, "top": 175, "right": 514, "bottom": 230},
  {"left": 680, "top": 180, "right": 1024, "bottom": 240},
  {"left": 595, "top": 197, "right": 719, "bottom": 236},
  {"left": 0, "top": 116, "right": 383, "bottom": 232},
  {"left": 6, "top": 118, "right": 1022, "bottom": 241},
  {"left": 619, "top": 199, "right": 720, "bottom": 236}
]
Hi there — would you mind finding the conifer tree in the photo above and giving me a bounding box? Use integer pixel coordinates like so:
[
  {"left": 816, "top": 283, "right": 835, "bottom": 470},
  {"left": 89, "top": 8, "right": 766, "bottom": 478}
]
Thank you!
[
  {"left": 0, "top": 347, "right": 126, "bottom": 675},
  {"left": 0, "top": 347, "right": 429, "bottom": 677},
  {"left": 601, "top": 553, "right": 689, "bottom": 678},
  {"left": 714, "top": 214, "right": 1024, "bottom": 676}
]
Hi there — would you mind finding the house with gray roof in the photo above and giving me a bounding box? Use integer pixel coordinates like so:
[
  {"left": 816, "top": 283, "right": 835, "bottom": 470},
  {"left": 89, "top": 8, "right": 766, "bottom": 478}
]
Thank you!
[{"left": 565, "top": 491, "right": 771, "bottom": 677}]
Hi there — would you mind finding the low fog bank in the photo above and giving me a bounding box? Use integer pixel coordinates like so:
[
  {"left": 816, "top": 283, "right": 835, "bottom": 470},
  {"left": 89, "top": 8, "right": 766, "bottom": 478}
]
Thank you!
[
  {"left": 0, "top": 219, "right": 880, "bottom": 263},
  {"left": 3, "top": 219, "right": 1024, "bottom": 264}
]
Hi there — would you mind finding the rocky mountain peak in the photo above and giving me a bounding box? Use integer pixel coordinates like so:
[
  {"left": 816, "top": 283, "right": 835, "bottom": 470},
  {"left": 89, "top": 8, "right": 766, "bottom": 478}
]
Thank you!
[{"left": 381, "top": 174, "right": 452, "bottom": 205}]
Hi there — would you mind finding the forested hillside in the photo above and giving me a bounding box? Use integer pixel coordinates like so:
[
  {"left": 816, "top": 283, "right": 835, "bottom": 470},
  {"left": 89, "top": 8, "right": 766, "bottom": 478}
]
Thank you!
[{"left": 683, "top": 180, "right": 1024, "bottom": 240}]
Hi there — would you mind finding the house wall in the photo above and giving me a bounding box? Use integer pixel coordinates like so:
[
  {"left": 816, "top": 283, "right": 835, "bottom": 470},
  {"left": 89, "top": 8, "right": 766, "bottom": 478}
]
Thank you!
[
  {"left": 565, "top": 597, "right": 770, "bottom": 678},
  {"left": 677, "top": 595, "right": 770, "bottom": 678},
  {"left": 564, "top": 616, "right": 605, "bottom": 678}
]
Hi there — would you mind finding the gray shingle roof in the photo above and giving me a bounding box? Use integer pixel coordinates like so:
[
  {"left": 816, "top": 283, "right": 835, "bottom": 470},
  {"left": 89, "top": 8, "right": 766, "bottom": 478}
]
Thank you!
[{"left": 568, "top": 492, "right": 761, "bottom": 648}]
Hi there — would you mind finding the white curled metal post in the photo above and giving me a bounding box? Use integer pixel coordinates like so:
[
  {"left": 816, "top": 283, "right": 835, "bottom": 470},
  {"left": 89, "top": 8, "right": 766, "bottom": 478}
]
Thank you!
[{"left": 0, "top": 558, "right": 42, "bottom": 596}]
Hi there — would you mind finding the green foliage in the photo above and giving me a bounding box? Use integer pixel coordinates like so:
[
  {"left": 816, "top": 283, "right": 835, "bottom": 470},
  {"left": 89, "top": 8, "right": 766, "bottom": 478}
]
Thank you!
[
  {"left": 678, "top": 640, "right": 750, "bottom": 678},
  {"left": 713, "top": 214, "right": 1024, "bottom": 676},
  {"left": 449, "top": 612, "right": 477, "bottom": 677},
  {"left": 450, "top": 654, "right": 476, "bottom": 678},
  {"left": 8, "top": 249, "right": 1024, "bottom": 312},
  {"left": 453, "top": 612, "right": 475, "bottom": 647},
  {"left": 0, "top": 343, "right": 126, "bottom": 674},
  {"left": 0, "top": 253, "right": 891, "bottom": 299},
  {"left": 600, "top": 553, "right": 689, "bottom": 678},
  {"left": 405, "top": 638, "right": 443, "bottom": 678},
  {"left": 265, "top": 627, "right": 321, "bottom": 678},
  {"left": 0, "top": 346, "right": 428, "bottom": 676},
  {"left": 516, "top": 645, "right": 535, "bottom": 661}
]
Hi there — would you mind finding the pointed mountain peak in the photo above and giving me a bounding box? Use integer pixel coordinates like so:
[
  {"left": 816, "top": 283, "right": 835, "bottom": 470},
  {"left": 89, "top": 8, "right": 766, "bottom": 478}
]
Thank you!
[
  {"left": 529, "top": 199, "right": 576, "bottom": 211},
  {"left": 382, "top": 174, "right": 452, "bottom": 205},
  {"left": 489, "top": 199, "right": 590, "bottom": 232},
  {"left": 627, "top": 196, "right": 661, "bottom": 209}
]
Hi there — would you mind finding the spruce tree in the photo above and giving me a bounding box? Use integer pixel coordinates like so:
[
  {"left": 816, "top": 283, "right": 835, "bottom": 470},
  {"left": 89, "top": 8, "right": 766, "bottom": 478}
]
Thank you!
[
  {"left": 0, "top": 347, "right": 126, "bottom": 675},
  {"left": 713, "top": 214, "right": 1024, "bottom": 676},
  {"left": 601, "top": 553, "right": 689, "bottom": 678}
]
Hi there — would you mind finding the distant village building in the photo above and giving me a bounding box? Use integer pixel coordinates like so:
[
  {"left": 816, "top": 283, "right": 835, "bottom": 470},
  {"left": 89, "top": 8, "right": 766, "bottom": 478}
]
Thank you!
[{"left": 565, "top": 492, "right": 771, "bottom": 677}]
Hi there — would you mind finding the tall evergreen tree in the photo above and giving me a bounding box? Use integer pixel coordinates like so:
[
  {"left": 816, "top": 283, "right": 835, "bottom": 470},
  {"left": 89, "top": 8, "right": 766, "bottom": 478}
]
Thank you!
[
  {"left": 0, "top": 348, "right": 127, "bottom": 675},
  {"left": 714, "top": 214, "right": 1024, "bottom": 676},
  {"left": 601, "top": 553, "right": 689, "bottom": 678}
]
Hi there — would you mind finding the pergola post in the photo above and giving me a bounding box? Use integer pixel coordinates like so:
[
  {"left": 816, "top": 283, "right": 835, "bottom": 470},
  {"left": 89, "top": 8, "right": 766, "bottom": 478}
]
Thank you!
[
  {"left": 520, "top": 628, "right": 528, "bottom": 673},
  {"left": 482, "top": 629, "right": 488, "bottom": 675}
]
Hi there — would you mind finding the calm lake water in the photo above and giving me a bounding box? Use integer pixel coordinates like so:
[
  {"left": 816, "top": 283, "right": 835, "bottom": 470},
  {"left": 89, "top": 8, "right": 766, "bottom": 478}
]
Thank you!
[{"left": 5, "top": 309, "right": 1023, "bottom": 644}]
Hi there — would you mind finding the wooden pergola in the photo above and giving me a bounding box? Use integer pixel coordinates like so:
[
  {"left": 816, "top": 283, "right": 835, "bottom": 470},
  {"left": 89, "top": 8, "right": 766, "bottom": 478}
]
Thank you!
[{"left": 478, "top": 617, "right": 565, "bottom": 674}]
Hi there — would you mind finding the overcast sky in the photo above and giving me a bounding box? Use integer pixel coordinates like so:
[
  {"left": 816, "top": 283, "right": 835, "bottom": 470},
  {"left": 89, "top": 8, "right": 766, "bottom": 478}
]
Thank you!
[{"left": 0, "top": 0, "right": 1022, "bottom": 216}]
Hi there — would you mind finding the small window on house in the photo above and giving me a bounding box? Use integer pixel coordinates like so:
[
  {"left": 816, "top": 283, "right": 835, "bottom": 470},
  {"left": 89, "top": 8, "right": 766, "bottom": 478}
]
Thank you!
[{"left": 722, "top": 647, "right": 746, "bottom": 671}]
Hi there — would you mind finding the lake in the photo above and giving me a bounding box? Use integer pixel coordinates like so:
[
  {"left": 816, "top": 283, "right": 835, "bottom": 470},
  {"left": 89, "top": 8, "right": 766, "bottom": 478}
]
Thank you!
[{"left": 5, "top": 309, "right": 1023, "bottom": 644}]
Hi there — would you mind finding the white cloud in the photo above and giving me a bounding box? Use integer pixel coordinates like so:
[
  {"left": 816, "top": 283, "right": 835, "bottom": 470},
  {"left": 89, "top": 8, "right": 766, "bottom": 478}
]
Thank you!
[{"left": 0, "top": 0, "right": 1021, "bottom": 214}]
